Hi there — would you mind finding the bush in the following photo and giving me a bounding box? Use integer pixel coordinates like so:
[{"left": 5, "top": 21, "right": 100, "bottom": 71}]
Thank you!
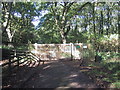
[{"left": 97, "top": 34, "right": 119, "bottom": 52}]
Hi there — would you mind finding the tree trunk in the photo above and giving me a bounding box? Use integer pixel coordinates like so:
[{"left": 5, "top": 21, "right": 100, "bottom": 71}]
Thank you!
[
  {"left": 93, "top": 2, "right": 98, "bottom": 62},
  {"left": 93, "top": 3, "right": 96, "bottom": 35},
  {"left": 106, "top": 6, "right": 110, "bottom": 35},
  {"left": 118, "top": 2, "right": 120, "bottom": 53},
  {"left": 100, "top": 11, "right": 103, "bottom": 34},
  {"left": 60, "top": 30, "right": 67, "bottom": 44},
  {"left": 62, "top": 38, "right": 67, "bottom": 44},
  {"left": 2, "top": 2, "right": 14, "bottom": 47}
]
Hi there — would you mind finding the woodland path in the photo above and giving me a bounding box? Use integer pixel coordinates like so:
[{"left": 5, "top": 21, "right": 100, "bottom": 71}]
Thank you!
[{"left": 3, "top": 60, "right": 98, "bottom": 88}]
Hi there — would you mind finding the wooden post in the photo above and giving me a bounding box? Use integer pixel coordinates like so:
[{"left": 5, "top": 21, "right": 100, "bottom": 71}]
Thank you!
[
  {"left": 71, "top": 43, "right": 73, "bottom": 61},
  {"left": 17, "top": 57, "right": 19, "bottom": 69},
  {"left": 34, "top": 43, "right": 38, "bottom": 56},
  {"left": 8, "top": 56, "right": 11, "bottom": 74},
  {"left": 15, "top": 50, "right": 19, "bottom": 69},
  {"left": 43, "top": 61, "right": 44, "bottom": 65}
]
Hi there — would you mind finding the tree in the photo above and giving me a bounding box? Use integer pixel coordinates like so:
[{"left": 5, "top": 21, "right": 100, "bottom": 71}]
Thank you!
[
  {"left": 2, "top": 2, "right": 39, "bottom": 47},
  {"left": 37, "top": 2, "right": 92, "bottom": 44},
  {"left": 2, "top": 2, "right": 14, "bottom": 46},
  {"left": 2, "top": 1, "right": 119, "bottom": 51}
]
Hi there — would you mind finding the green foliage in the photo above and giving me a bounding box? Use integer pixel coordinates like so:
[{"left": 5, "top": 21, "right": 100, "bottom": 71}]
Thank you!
[
  {"left": 83, "top": 45, "right": 95, "bottom": 59},
  {"left": 2, "top": 2, "right": 119, "bottom": 45},
  {"left": 101, "top": 62, "right": 120, "bottom": 87},
  {"left": 96, "top": 34, "right": 119, "bottom": 51},
  {"left": 2, "top": 2, "right": 40, "bottom": 45},
  {"left": 2, "top": 45, "right": 14, "bottom": 50},
  {"left": 111, "top": 82, "right": 120, "bottom": 88},
  {"left": 97, "top": 52, "right": 120, "bottom": 61},
  {"left": 2, "top": 44, "right": 30, "bottom": 51},
  {"left": 14, "top": 45, "right": 29, "bottom": 50},
  {"left": 61, "top": 53, "right": 71, "bottom": 58},
  {"left": 86, "top": 60, "right": 120, "bottom": 88}
]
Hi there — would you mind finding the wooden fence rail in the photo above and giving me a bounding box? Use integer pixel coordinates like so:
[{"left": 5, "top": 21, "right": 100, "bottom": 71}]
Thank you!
[{"left": 1, "top": 49, "right": 43, "bottom": 77}]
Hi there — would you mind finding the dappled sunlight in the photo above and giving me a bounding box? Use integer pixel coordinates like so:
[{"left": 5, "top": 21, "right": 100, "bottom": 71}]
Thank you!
[
  {"left": 67, "top": 82, "right": 82, "bottom": 88},
  {"left": 3, "top": 60, "right": 97, "bottom": 88},
  {"left": 3, "top": 85, "right": 11, "bottom": 88},
  {"left": 43, "top": 65, "right": 51, "bottom": 70},
  {"left": 80, "top": 69, "right": 90, "bottom": 72},
  {"left": 56, "top": 82, "right": 82, "bottom": 89},
  {"left": 2, "top": 59, "right": 54, "bottom": 88},
  {"left": 55, "top": 86, "right": 70, "bottom": 89},
  {"left": 2, "top": 1, "right": 119, "bottom": 88},
  {"left": 68, "top": 74, "right": 78, "bottom": 78}
]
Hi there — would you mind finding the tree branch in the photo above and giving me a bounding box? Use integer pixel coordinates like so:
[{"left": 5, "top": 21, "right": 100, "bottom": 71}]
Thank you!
[{"left": 77, "top": 2, "right": 92, "bottom": 13}]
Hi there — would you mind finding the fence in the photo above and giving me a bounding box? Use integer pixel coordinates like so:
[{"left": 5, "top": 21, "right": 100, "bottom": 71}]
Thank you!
[
  {"left": 31, "top": 43, "right": 90, "bottom": 60},
  {"left": 1, "top": 43, "right": 93, "bottom": 76},
  {"left": 1, "top": 49, "right": 42, "bottom": 77}
]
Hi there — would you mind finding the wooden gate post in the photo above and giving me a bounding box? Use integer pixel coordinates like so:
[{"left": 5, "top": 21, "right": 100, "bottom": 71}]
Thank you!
[
  {"left": 71, "top": 43, "right": 73, "bottom": 60},
  {"left": 8, "top": 56, "right": 11, "bottom": 74},
  {"left": 17, "top": 56, "right": 19, "bottom": 69},
  {"left": 34, "top": 43, "right": 38, "bottom": 55}
]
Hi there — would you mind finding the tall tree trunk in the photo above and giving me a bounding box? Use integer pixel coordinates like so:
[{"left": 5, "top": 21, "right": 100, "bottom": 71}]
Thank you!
[
  {"left": 117, "top": 2, "right": 120, "bottom": 34},
  {"left": 106, "top": 6, "right": 110, "bottom": 35},
  {"left": 93, "top": 2, "right": 97, "bottom": 49},
  {"left": 93, "top": 2, "right": 96, "bottom": 35},
  {"left": 93, "top": 2, "right": 98, "bottom": 62},
  {"left": 60, "top": 29, "right": 67, "bottom": 44},
  {"left": 2, "top": 2, "right": 14, "bottom": 47},
  {"left": 100, "top": 11, "right": 103, "bottom": 34},
  {"left": 118, "top": 2, "right": 120, "bottom": 53}
]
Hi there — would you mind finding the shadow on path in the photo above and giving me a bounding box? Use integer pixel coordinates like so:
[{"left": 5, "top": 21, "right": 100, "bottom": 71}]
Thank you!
[
  {"left": 22, "top": 60, "right": 98, "bottom": 88},
  {"left": 3, "top": 60, "right": 98, "bottom": 88}
]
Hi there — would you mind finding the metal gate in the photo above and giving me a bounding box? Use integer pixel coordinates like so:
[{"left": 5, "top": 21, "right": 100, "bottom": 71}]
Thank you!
[{"left": 31, "top": 43, "right": 84, "bottom": 60}]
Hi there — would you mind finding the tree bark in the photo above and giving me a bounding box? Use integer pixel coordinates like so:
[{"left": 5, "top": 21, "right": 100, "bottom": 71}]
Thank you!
[
  {"left": 100, "top": 11, "right": 103, "bottom": 34},
  {"left": 2, "top": 2, "right": 14, "bottom": 46},
  {"left": 93, "top": 2, "right": 96, "bottom": 35},
  {"left": 106, "top": 6, "right": 110, "bottom": 35},
  {"left": 118, "top": 2, "right": 120, "bottom": 53}
]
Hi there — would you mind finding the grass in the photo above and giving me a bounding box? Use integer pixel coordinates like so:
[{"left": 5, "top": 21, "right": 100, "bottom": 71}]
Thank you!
[
  {"left": 61, "top": 53, "right": 71, "bottom": 58},
  {"left": 86, "top": 60, "right": 120, "bottom": 88},
  {"left": 82, "top": 50, "right": 120, "bottom": 88},
  {"left": 2, "top": 44, "right": 33, "bottom": 51},
  {"left": 110, "top": 82, "right": 120, "bottom": 88}
]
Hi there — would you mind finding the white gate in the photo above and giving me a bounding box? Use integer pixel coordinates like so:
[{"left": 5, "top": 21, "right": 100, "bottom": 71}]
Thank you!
[{"left": 31, "top": 43, "right": 84, "bottom": 60}]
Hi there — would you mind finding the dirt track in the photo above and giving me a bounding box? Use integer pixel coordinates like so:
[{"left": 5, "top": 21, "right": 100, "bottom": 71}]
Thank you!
[{"left": 3, "top": 60, "right": 98, "bottom": 88}]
